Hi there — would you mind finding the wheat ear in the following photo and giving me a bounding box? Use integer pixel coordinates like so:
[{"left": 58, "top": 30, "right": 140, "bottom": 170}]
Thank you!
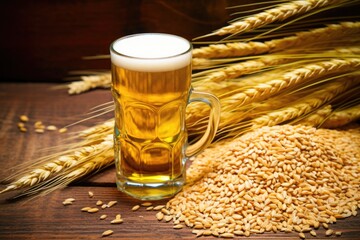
[
  {"left": 0, "top": 132, "right": 113, "bottom": 194},
  {"left": 322, "top": 104, "right": 360, "bottom": 128},
  {"left": 13, "top": 135, "right": 114, "bottom": 198},
  {"left": 222, "top": 58, "right": 360, "bottom": 108},
  {"left": 295, "top": 105, "right": 333, "bottom": 126},
  {"left": 68, "top": 72, "right": 111, "bottom": 95},
  {"left": 193, "top": 22, "right": 360, "bottom": 59},
  {"left": 198, "top": 55, "right": 295, "bottom": 83},
  {"left": 197, "top": 46, "right": 360, "bottom": 83},
  {"left": 193, "top": 41, "right": 269, "bottom": 59},
  {"left": 251, "top": 76, "right": 358, "bottom": 129},
  {"left": 78, "top": 119, "right": 114, "bottom": 138},
  {"left": 212, "top": 0, "right": 346, "bottom": 36},
  {"left": 268, "top": 21, "right": 360, "bottom": 52}
]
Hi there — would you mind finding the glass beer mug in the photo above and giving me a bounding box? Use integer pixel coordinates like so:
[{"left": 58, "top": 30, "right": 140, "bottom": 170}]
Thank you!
[{"left": 110, "top": 33, "right": 220, "bottom": 200}]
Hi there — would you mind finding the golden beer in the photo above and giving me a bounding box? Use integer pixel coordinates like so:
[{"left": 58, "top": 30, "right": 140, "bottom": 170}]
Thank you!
[{"left": 110, "top": 33, "right": 219, "bottom": 200}]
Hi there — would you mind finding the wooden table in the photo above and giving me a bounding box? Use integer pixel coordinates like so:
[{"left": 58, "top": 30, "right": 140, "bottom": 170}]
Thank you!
[{"left": 0, "top": 83, "right": 359, "bottom": 239}]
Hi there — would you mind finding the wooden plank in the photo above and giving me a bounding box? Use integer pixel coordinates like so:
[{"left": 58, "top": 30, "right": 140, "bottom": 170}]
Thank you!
[
  {"left": 1, "top": 83, "right": 360, "bottom": 239},
  {"left": 1, "top": 186, "right": 360, "bottom": 239}
]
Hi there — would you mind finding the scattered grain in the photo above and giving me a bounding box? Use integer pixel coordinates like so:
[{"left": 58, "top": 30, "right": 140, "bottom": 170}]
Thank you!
[
  {"left": 96, "top": 200, "right": 103, "bottom": 206},
  {"left": 19, "top": 127, "right": 27, "bottom": 132},
  {"left": 107, "top": 201, "right": 117, "bottom": 208},
  {"left": 87, "top": 208, "right": 99, "bottom": 213},
  {"left": 111, "top": 219, "right": 123, "bottom": 224},
  {"left": 81, "top": 207, "right": 92, "bottom": 212},
  {"left": 64, "top": 198, "right": 75, "bottom": 202},
  {"left": 335, "top": 231, "right": 342, "bottom": 236},
  {"left": 100, "top": 215, "right": 107, "bottom": 220},
  {"left": 62, "top": 198, "right": 75, "bottom": 205},
  {"left": 62, "top": 201, "right": 73, "bottom": 206},
  {"left": 156, "top": 211, "right": 164, "bottom": 221},
  {"left": 88, "top": 191, "right": 94, "bottom": 198},
  {"left": 323, "top": 223, "right": 329, "bottom": 229},
  {"left": 299, "top": 232, "right": 306, "bottom": 239},
  {"left": 59, "top": 128, "right": 68, "bottom": 133},
  {"left": 46, "top": 125, "right": 57, "bottom": 131},
  {"left": 102, "top": 230, "right": 113, "bottom": 237},
  {"left": 164, "top": 215, "right": 173, "bottom": 222},
  {"left": 325, "top": 229, "right": 333, "bottom": 236},
  {"left": 132, "top": 205, "right": 140, "bottom": 211},
  {"left": 141, "top": 202, "right": 152, "bottom": 207},
  {"left": 34, "top": 121, "right": 45, "bottom": 129},
  {"left": 146, "top": 206, "right": 154, "bottom": 211},
  {"left": 173, "top": 224, "right": 184, "bottom": 229},
  {"left": 153, "top": 205, "right": 165, "bottom": 211},
  {"left": 20, "top": 115, "right": 29, "bottom": 122},
  {"left": 35, "top": 129, "right": 45, "bottom": 133}
]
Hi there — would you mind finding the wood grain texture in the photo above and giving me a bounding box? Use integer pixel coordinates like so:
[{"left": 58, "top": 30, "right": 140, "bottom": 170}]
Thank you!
[
  {"left": 0, "top": 83, "right": 112, "bottom": 180},
  {"left": 0, "top": 82, "right": 360, "bottom": 239}
]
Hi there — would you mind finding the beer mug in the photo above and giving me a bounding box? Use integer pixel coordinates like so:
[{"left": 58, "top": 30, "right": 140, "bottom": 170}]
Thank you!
[{"left": 110, "top": 33, "right": 220, "bottom": 200}]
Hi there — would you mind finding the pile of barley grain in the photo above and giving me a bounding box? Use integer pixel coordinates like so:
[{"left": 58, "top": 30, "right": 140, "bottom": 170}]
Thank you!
[{"left": 160, "top": 124, "right": 360, "bottom": 238}]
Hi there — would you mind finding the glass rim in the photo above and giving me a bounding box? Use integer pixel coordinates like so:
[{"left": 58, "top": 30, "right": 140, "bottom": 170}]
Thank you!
[{"left": 110, "top": 33, "right": 192, "bottom": 61}]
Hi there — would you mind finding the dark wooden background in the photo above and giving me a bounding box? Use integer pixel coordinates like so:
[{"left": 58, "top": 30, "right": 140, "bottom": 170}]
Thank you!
[
  {"left": 1, "top": 0, "right": 358, "bottom": 82},
  {"left": 0, "top": 0, "right": 231, "bottom": 82}
]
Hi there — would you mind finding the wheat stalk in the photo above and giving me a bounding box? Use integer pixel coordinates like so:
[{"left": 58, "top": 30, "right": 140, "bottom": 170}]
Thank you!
[
  {"left": 197, "top": 55, "right": 290, "bottom": 83},
  {"left": 68, "top": 72, "right": 111, "bottom": 95},
  {"left": 78, "top": 119, "right": 114, "bottom": 138},
  {"left": 193, "top": 41, "right": 269, "bottom": 59},
  {"left": 188, "top": 59, "right": 360, "bottom": 137},
  {"left": 66, "top": 22, "right": 360, "bottom": 94},
  {"left": 195, "top": 46, "right": 360, "bottom": 82},
  {"left": 251, "top": 75, "right": 359, "bottom": 129},
  {"left": 0, "top": 132, "right": 113, "bottom": 194},
  {"left": 322, "top": 104, "right": 360, "bottom": 128},
  {"left": 221, "top": 58, "right": 360, "bottom": 109},
  {"left": 14, "top": 135, "right": 114, "bottom": 198},
  {"left": 267, "top": 21, "right": 360, "bottom": 52},
  {"left": 193, "top": 22, "right": 360, "bottom": 59},
  {"left": 209, "top": 0, "right": 347, "bottom": 37}
]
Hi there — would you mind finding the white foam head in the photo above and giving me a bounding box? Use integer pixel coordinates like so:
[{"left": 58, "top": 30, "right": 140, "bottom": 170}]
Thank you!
[{"left": 110, "top": 33, "right": 192, "bottom": 72}]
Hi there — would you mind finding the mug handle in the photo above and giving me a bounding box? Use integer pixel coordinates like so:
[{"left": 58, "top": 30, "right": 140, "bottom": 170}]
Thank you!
[{"left": 185, "top": 90, "right": 221, "bottom": 157}]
